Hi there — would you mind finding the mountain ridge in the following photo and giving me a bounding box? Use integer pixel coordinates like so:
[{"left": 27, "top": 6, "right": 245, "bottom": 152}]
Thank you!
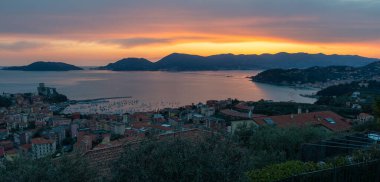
[{"left": 98, "top": 52, "right": 379, "bottom": 71}]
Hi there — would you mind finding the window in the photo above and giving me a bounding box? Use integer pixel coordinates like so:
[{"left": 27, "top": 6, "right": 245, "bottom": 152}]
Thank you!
[
  {"left": 325, "top": 118, "right": 336, "bottom": 124},
  {"left": 263, "top": 118, "right": 275, "bottom": 125}
]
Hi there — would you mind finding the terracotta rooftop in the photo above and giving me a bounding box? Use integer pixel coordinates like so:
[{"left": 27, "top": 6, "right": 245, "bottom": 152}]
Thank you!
[
  {"left": 253, "top": 111, "right": 351, "bottom": 132},
  {"left": 151, "top": 125, "right": 173, "bottom": 131},
  {"left": 0, "top": 146, "right": 4, "bottom": 157},
  {"left": 131, "top": 122, "right": 151, "bottom": 129},
  {"left": 20, "top": 144, "right": 32, "bottom": 150},
  {"left": 220, "top": 109, "right": 250, "bottom": 118},
  {"left": 234, "top": 102, "right": 253, "bottom": 111},
  {"left": 5, "top": 149, "right": 18, "bottom": 155},
  {"left": 31, "top": 138, "right": 55, "bottom": 145}
]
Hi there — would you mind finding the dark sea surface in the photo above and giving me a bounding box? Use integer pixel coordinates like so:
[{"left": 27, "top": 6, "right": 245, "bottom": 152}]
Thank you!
[{"left": 0, "top": 70, "right": 317, "bottom": 106}]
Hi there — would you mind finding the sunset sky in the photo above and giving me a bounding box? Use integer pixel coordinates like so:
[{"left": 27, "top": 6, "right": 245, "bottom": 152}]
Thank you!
[{"left": 0, "top": 0, "right": 379, "bottom": 66}]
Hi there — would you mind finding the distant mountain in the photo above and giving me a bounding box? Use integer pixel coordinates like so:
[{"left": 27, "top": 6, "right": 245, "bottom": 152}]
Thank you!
[
  {"left": 98, "top": 58, "right": 154, "bottom": 71},
  {"left": 98, "top": 52, "right": 379, "bottom": 71},
  {"left": 252, "top": 61, "right": 380, "bottom": 86},
  {"left": 3, "top": 61, "right": 83, "bottom": 71}
]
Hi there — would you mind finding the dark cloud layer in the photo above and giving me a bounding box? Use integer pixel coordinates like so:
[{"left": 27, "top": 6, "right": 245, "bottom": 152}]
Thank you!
[{"left": 0, "top": 0, "right": 379, "bottom": 43}]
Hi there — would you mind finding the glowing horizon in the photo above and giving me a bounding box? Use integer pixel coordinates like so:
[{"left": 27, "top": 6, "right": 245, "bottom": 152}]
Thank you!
[{"left": 0, "top": 0, "right": 379, "bottom": 66}]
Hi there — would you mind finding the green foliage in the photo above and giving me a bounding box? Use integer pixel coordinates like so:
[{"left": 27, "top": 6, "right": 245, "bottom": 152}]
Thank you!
[
  {"left": 46, "top": 94, "right": 68, "bottom": 103},
  {"left": 246, "top": 160, "right": 332, "bottom": 182},
  {"left": 0, "top": 96, "right": 12, "bottom": 107},
  {"left": 110, "top": 134, "right": 122, "bottom": 141},
  {"left": 353, "top": 120, "right": 380, "bottom": 132},
  {"left": 316, "top": 83, "right": 354, "bottom": 97},
  {"left": 0, "top": 155, "right": 97, "bottom": 182},
  {"left": 62, "top": 137, "right": 75, "bottom": 145},
  {"left": 315, "top": 81, "right": 380, "bottom": 109},
  {"left": 234, "top": 122, "right": 255, "bottom": 147},
  {"left": 375, "top": 99, "right": 380, "bottom": 119},
  {"left": 244, "top": 126, "right": 331, "bottom": 162},
  {"left": 353, "top": 99, "right": 380, "bottom": 132},
  {"left": 112, "top": 137, "right": 250, "bottom": 182}
]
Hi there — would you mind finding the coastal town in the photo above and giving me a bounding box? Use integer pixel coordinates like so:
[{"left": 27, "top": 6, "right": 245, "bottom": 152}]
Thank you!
[{"left": 0, "top": 83, "right": 378, "bottom": 179}]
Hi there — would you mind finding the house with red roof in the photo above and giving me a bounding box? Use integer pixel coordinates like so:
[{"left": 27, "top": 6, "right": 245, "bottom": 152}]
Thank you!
[
  {"left": 253, "top": 111, "right": 351, "bottom": 132},
  {"left": 31, "top": 138, "right": 56, "bottom": 159}
]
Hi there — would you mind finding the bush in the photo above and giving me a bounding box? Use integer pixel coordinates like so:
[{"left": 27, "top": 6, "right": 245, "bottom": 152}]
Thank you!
[
  {"left": 112, "top": 136, "right": 250, "bottom": 182},
  {"left": 237, "top": 126, "right": 331, "bottom": 162},
  {"left": 0, "top": 155, "right": 97, "bottom": 182},
  {"left": 247, "top": 160, "right": 332, "bottom": 182}
]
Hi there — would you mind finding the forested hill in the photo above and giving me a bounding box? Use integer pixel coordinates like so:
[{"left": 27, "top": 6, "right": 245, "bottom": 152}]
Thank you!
[{"left": 252, "top": 61, "right": 380, "bottom": 86}]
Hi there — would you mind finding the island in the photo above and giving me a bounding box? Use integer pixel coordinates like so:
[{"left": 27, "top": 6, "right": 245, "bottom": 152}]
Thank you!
[
  {"left": 97, "top": 58, "right": 153, "bottom": 71},
  {"left": 97, "top": 52, "right": 379, "bottom": 71},
  {"left": 3, "top": 61, "right": 83, "bottom": 71},
  {"left": 252, "top": 61, "right": 380, "bottom": 88}
]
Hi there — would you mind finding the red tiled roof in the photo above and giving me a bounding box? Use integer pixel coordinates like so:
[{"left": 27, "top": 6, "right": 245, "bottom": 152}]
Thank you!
[
  {"left": 31, "top": 138, "right": 55, "bottom": 145},
  {"left": 254, "top": 111, "right": 351, "bottom": 132},
  {"left": 0, "top": 140, "right": 12, "bottom": 145},
  {"left": 131, "top": 122, "right": 150, "bottom": 129},
  {"left": 0, "top": 146, "right": 4, "bottom": 157},
  {"left": 220, "top": 109, "right": 250, "bottom": 118},
  {"left": 5, "top": 149, "right": 17, "bottom": 155},
  {"left": 20, "top": 144, "right": 32, "bottom": 150},
  {"left": 234, "top": 102, "right": 253, "bottom": 111},
  {"left": 151, "top": 125, "right": 173, "bottom": 131}
]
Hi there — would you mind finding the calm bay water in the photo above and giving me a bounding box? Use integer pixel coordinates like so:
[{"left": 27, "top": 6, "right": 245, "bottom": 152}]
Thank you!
[{"left": 0, "top": 70, "right": 317, "bottom": 106}]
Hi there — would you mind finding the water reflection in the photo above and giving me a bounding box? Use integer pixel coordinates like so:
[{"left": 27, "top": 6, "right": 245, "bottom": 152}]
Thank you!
[{"left": 0, "top": 70, "right": 317, "bottom": 106}]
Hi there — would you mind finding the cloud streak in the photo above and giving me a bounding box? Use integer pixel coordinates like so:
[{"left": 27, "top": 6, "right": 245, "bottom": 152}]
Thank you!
[
  {"left": 100, "top": 38, "right": 173, "bottom": 48},
  {"left": 0, "top": 41, "right": 48, "bottom": 51}
]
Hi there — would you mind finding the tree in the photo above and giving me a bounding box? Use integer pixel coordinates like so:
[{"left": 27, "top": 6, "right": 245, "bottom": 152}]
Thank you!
[
  {"left": 46, "top": 94, "right": 68, "bottom": 103},
  {"left": 246, "top": 126, "right": 331, "bottom": 166},
  {"left": 247, "top": 160, "right": 332, "bottom": 182},
  {"left": 0, "top": 154, "right": 97, "bottom": 182},
  {"left": 0, "top": 96, "right": 12, "bottom": 107},
  {"left": 112, "top": 137, "right": 250, "bottom": 182},
  {"left": 375, "top": 99, "right": 380, "bottom": 119},
  {"left": 234, "top": 122, "right": 255, "bottom": 147}
]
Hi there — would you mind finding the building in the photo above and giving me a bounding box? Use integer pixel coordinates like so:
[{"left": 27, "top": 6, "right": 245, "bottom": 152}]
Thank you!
[
  {"left": 31, "top": 138, "right": 56, "bottom": 159},
  {"left": 71, "top": 123, "right": 79, "bottom": 138},
  {"left": 0, "top": 129, "right": 9, "bottom": 140},
  {"left": 357, "top": 113, "right": 375, "bottom": 124},
  {"left": 110, "top": 122, "right": 125, "bottom": 135},
  {"left": 220, "top": 109, "right": 264, "bottom": 120},
  {"left": 37, "top": 83, "right": 58, "bottom": 97},
  {"left": 229, "top": 120, "right": 258, "bottom": 134},
  {"left": 253, "top": 111, "right": 351, "bottom": 132},
  {"left": 200, "top": 106, "right": 216, "bottom": 117}
]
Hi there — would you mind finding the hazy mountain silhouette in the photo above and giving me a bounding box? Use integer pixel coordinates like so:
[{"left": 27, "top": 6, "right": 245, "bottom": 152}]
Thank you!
[
  {"left": 99, "top": 52, "right": 379, "bottom": 71},
  {"left": 3, "top": 61, "right": 83, "bottom": 71}
]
